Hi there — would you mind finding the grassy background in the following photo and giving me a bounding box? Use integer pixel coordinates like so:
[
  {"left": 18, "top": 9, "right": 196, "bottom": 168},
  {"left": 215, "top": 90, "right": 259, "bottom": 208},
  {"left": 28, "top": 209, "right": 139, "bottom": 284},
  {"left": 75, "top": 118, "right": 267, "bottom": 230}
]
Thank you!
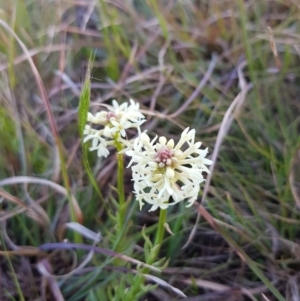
[{"left": 0, "top": 0, "right": 300, "bottom": 300}]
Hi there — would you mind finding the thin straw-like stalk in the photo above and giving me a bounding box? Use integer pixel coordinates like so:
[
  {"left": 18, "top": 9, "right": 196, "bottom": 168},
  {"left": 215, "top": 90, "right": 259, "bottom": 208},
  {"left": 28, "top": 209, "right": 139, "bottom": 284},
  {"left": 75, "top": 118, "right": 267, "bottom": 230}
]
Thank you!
[
  {"left": 0, "top": 19, "right": 82, "bottom": 230},
  {"left": 197, "top": 205, "right": 286, "bottom": 301}
]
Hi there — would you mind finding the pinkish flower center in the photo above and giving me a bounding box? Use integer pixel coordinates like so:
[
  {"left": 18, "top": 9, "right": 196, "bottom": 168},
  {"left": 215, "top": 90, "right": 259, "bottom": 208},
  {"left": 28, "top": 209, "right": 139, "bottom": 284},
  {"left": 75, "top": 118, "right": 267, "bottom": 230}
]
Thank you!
[
  {"left": 155, "top": 147, "right": 174, "bottom": 167},
  {"left": 107, "top": 112, "right": 117, "bottom": 121}
]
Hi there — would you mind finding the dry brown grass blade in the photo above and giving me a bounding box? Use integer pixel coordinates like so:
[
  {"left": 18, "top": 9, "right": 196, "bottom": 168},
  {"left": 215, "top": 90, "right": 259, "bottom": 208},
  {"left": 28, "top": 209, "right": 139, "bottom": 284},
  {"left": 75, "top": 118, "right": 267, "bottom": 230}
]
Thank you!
[
  {"left": 164, "top": 222, "right": 174, "bottom": 236},
  {"left": 262, "top": 293, "right": 271, "bottom": 301},
  {"left": 0, "top": 221, "right": 43, "bottom": 255},
  {"left": 278, "top": 237, "right": 300, "bottom": 260},
  {"left": 0, "top": 188, "right": 27, "bottom": 208},
  {"left": 0, "top": 188, "right": 50, "bottom": 226},
  {"left": 0, "top": 248, "right": 43, "bottom": 256},
  {"left": 267, "top": 26, "right": 281, "bottom": 69},
  {"left": 54, "top": 70, "right": 80, "bottom": 96},
  {"left": 37, "top": 259, "right": 65, "bottom": 301},
  {"left": 39, "top": 242, "right": 161, "bottom": 273},
  {"left": 182, "top": 279, "right": 260, "bottom": 301},
  {"left": 0, "top": 19, "right": 81, "bottom": 223},
  {"left": 150, "top": 39, "right": 172, "bottom": 112},
  {"left": 182, "top": 278, "right": 231, "bottom": 292},
  {"left": 0, "top": 176, "right": 82, "bottom": 222},
  {"left": 80, "top": 0, "right": 97, "bottom": 31},
  {"left": 65, "top": 222, "right": 102, "bottom": 242},
  {"left": 118, "top": 39, "right": 138, "bottom": 84},
  {"left": 289, "top": 148, "right": 300, "bottom": 209},
  {"left": 0, "top": 193, "right": 50, "bottom": 223},
  {"left": 1, "top": 220, "right": 24, "bottom": 251},
  {"left": 24, "top": 185, "right": 51, "bottom": 226},
  {"left": 0, "top": 43, "right": 100, "bottom": 72},
  {"left": 186, "top": 205, "right": 284, "bottom": 300},
  {"left": 183, "top": 61, "right": 252, "bottom": 249},
  {"left": 143, "top": 274, "right": 187, "bottom": 298},
  {"left": 36, "top": 248, "right": 93, "bottom": 280},
  {"left": 0, "top": 19, "right": 58, "bottom": 139},
  {"left": 167, "top": 53, "right": 218, "bottom": 119}
]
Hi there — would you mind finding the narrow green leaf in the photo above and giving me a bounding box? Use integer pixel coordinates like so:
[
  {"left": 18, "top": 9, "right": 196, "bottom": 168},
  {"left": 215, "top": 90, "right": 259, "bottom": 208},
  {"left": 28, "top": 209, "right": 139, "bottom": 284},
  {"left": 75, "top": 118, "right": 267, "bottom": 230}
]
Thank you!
[
  {"left": 78, "top": 54, "right": 104, "bottom": 203},
  {"left": 78, "top": 63, "right": 91, "bottom": 139},
  {"left": 142, "top": 225, "right": 153, "bottom": 249}
]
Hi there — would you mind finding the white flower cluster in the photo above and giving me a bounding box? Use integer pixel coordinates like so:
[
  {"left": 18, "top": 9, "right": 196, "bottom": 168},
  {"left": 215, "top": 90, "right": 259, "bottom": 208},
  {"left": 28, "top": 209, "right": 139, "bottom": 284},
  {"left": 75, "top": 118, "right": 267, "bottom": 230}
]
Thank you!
[
  {"left": 84, "top": 99, "right": 145, "bottom": 157},
  {"left": 126, "top": 128, "right": 213, "bottom": 211}
]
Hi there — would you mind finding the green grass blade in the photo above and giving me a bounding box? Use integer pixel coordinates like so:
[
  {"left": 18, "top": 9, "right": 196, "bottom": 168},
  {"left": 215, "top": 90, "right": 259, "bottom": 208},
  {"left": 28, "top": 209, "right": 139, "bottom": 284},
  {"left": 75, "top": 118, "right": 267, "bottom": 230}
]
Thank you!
[{"left": 78, "top": 55, "right": 104, "bottom": 202}]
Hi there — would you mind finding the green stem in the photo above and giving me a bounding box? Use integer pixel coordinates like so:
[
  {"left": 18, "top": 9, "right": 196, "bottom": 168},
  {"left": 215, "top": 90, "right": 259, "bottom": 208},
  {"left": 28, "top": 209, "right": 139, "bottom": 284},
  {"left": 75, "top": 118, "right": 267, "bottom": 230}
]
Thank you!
[
  {"left": 112, "top": 136, "right": 128, "bottom": 267},
  {"left": 112, "top": 139, "right": 127, "bottom": 264},
  {"left": 152, "top": 208, "right": 167, "bottom": 262},
  {"left": 116, "top": 140, "right": 126, "bottom": 230},
  {"left": 124, "top": 208, "right": 167, "bottom": 301}
]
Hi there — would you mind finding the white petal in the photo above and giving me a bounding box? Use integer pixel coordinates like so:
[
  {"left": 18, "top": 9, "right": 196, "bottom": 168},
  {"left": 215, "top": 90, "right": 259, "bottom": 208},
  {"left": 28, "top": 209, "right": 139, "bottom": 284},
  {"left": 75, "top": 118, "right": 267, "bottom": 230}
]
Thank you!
[
  {"left": 167, "top": 139, "right": 174, "bottom": 149},
  {"left": 87, "top": 112, "right": 94, "bottom": 122},
  {"left": 110, "top": 119, "right": 119, "bottom": 126},
  {"left": 166, "top": 167, "right": 175, "bottom": 178},
  {"left": 141, "top": 133, "right": 150, "bottom": 144},
  {"left": 112, "top": 99, "right": 119, "bottom": 109},
  {"left": 159, "top": 136, "right": 167, "bottom": 145}
]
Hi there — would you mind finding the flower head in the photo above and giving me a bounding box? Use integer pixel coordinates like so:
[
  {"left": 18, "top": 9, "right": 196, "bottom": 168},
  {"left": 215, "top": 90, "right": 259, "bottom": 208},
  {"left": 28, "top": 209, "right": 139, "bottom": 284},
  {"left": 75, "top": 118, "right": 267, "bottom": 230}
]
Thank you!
[
  {"left": 84, "top": 99, "right": 145, "bottom": 157},
  {"left": 126, "top": 128, "right": 213, "bottom": 211}
]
